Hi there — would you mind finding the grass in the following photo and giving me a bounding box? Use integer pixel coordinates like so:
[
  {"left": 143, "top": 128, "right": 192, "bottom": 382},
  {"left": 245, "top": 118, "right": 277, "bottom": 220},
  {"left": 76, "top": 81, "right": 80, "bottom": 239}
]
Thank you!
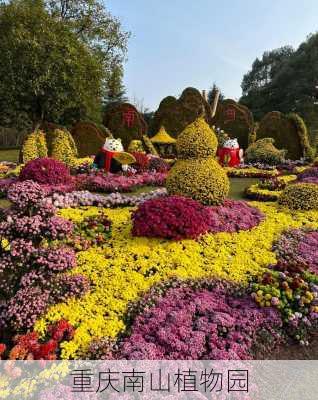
[{"left": 0, "top": 148, "right": 19, "bottom": 163}]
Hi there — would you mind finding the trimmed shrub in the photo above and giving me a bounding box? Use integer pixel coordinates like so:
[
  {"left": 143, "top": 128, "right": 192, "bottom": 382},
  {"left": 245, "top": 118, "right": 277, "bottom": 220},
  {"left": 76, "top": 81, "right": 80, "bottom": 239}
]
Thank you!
[
  {"left": 103, "top": 103, "right": 147, "bottom": 148},
  {"left": 132, "top": 195, "right": 211, "bottom": 240},
  {"left": 211, "top": 99, "right": 254, "bottom": 149},
  {"left": 21, "top": 130, "right": 48, "bottom": 163},
  {"left": 245, "top": 138, "right": 286, "bottom": 165},
  {"left": 176, "top": 118, "right": 218, "bottom": 158},
  {"left": 71, "top": 121, "right": 109, "bottom": 157},
  {"left": 19, "top": 158, "right": 72, "bottom": 185},
  {"left": 166, "top": 158, "right": 229, "bottom": 205},
  {"left": 51, "top": 129, "right": 78, "bottom": 165},
  {"left": 279, "top": 183, "right": 318, "bottom": 210},
  {"left": 257, "top": 112, "right": 311, "bottom": 160},
  {"left": 149, "top": 87, "right": 212, "bottom": 138}
]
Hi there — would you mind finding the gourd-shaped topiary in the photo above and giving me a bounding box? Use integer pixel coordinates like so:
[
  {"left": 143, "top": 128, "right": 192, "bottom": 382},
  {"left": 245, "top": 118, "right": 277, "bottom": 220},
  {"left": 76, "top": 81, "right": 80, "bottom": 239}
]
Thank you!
[{"left": 166, "top": 117, "right": 229, "bottom": 205}]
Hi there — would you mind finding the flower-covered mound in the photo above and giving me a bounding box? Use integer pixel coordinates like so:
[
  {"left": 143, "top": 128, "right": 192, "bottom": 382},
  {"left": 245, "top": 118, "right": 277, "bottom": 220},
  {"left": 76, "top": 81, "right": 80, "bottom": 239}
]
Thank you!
[
  {"left": 112, "top": 279, "right": 282, "bottom": 360},
  {"left": 132, "top": 196, "right": 264, "bottom": 240},
  {"left": 19, "top": 157, "right": 72, "bottom": 185},
  {"left": 225, "top": 166, "right": 279, "bottom": 178},
  {"left": 245, "top": 176, "right": 296, "bottom": 202},
  {"left": 132, "top": 196, "right": 212, "bottom": 240},
  {"left": 35, "top": 202, "right": 318, "bottom": 358}
]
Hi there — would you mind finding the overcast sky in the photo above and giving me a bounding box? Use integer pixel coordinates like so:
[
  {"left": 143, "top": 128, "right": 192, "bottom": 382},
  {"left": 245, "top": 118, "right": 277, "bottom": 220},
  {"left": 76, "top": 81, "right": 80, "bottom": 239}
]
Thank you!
[{"left": 106, "top": 0, "right": 318, "bottom": 111}]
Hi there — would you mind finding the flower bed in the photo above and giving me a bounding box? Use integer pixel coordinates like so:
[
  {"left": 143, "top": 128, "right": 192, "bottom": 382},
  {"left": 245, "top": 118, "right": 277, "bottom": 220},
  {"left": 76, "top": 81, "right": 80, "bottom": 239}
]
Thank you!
[
  {"left": 225, "top": 166, "right": 279, "bottom": 178},
  {"left": 245, "top": 176, "right": 296, "bottom": 201},
  {"left": 44, "top": 188, "right": 167, "bottom": 208},
  {"left": 34, "top": 201, "right": 318, "bottom": 358},
  {"left": 0, "top": 181, "right": 89, "bottom": 354},
  {"left": 78, "top": 171, "right": 167, "bottom": 193},
  {"left": 112, "top": 279, "right": 282, "bottom": 360}
]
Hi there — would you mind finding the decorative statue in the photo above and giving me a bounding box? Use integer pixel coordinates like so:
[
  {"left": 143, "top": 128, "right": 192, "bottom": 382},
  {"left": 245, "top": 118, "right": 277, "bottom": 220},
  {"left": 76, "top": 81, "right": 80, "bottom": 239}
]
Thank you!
[
  {"left": 93, "top": 138, "right": 136, "bottom": 173},
  {"left": 217, "top": 138, "right": 243, "bottom": 167}
]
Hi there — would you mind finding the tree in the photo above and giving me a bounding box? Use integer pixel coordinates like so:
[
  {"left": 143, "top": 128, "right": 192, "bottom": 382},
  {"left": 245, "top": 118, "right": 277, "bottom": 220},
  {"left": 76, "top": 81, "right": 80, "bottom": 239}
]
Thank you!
[
  {"left": 240, "top": 46, "right": 294, "bottom": 120},
  {"left": 103, "top": 64, "right": 128, "bottom": 104},
  {"left": 240, "top": 35, "right": 318, "bottom": 145},
  {"left": 0, "top": 0, "right": 103, "bottom": 128},
  {"left": 207, "top": 83, "right": 225, "bottom": 104},
  {"left": 45, "top": 0, "right": 130, "bottom": 103}
]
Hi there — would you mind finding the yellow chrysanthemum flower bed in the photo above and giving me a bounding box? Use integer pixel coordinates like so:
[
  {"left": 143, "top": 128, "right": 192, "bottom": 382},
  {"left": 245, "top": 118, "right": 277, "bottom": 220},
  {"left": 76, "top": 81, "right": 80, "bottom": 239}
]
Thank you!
[{"left": 35, "top": 203, "right": 318, "bottom": 359}]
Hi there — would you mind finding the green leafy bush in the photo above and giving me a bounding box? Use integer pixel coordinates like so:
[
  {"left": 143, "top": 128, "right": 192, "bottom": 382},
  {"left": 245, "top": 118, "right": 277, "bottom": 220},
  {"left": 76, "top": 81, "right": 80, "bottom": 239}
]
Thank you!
[
  {"left": 245, "top": 138, "right": 286, "bottom": 165},
  {"left": 279, "top": 183, "right": 318, "bottom": 210}
]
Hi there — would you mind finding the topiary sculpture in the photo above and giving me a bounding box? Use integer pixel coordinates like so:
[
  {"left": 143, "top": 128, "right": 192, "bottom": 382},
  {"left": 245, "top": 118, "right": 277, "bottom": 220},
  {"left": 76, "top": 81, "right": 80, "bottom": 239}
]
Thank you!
[
  {"left": 51, "top": 129, "right": 78, "bottom": 165},
  {"left": 21, "top": 130, "right": 48, "bottom": 163},
  {"left": 245, "top": 138, "right": 286, "bottom": 165},
  {"left": 166, "top": 117, "right": 229, "bottom": 205}
]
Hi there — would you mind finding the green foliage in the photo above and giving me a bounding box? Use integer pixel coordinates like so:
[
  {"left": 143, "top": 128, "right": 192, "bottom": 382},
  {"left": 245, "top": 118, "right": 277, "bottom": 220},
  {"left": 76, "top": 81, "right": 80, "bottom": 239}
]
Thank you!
[
  {"left": 257, "top": 112, "right": 311, "bottom": 160},
  {"left": 166, "top": 117, "right": 229, "bottom": 205},
  {"left": 22, "top": 130, "right": 48, "bottom": 164},
  {"left": 51, "top": 129, "right": 78, "bottom": 165},
  {"left": 240, "top": 36, "right": 318, "bottom": 147},
  {"left": 0, "top": 0, "right": 103, "bottom": 127},
  {"left": 245, "top": 138, "right": 286, "bottom": 165},
  {"left": 177, "top": 118, "right": 218, "bottom": 159},
  {"left": 279, "top": 183, "right": 318, "bottom": 210}
]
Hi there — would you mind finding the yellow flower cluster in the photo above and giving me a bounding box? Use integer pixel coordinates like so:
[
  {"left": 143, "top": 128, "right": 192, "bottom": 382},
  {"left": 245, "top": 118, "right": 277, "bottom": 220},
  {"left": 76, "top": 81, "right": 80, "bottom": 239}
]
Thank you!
[
  {"left": 225, "top": 167, "right": 279, "bottom": 177},
  {"left": 279, "top": 183, "right": 318, "bottom": 210},
  {"left": 246, "top": 175, "right": 297, "bottom": 201},
  {"left": 35, "top": 202, "right": 318, "bottom": 359}
]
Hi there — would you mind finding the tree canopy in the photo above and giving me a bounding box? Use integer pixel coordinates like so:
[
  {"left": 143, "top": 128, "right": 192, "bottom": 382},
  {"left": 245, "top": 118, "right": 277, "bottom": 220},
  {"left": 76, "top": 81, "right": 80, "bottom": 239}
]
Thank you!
[
  {"left": 0, "top": 0, "right": 129, "bottom": 128},
  {"left": 240, "top": 36, "right": 318, "bottom": 145}
]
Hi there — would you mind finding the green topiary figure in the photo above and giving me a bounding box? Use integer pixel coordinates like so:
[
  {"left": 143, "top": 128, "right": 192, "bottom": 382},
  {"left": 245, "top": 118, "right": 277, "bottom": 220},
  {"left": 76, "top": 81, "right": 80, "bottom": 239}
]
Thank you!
[
  {"left": 257, "top": 112, "right": 312, "bottom": 160},
  {"left": 51, "top": 129, "right": 78, "bottom": 165},
  {"left": 166, "top": 117, "right": 229, "bottom": 205},
  {"left": 245, "top": 138, "right": 286, "bottom": 165}
]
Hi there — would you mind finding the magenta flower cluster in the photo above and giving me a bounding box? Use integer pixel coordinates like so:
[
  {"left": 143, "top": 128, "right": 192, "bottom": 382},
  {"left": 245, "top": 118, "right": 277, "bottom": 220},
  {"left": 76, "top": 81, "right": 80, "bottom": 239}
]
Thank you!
[
  {"left": 19, "top": 158, "right": 72, "bottom": 185},
  {"left": 132, "top": 196, "right": 264, "bottom": 240},
  {"left": 132, "top": 196, "right": 211, "bottom": 240},
  {"left": 273, "top": 228, "right": 318, "bottom": 274},
  {"left": 0, "top": 181, "right": 89, "bottom": 333},
  {"left": 115, "top": 281, "right": 282, "bottom": 360},
  {"left": 79, "top": 171, "right": 167, "bottom": 193}
]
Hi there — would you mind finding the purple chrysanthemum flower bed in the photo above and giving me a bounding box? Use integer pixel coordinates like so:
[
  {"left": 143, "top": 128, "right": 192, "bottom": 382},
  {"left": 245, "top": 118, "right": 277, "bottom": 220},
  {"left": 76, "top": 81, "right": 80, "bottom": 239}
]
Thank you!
[
  {"left": 132, "top": 196, "right": 264, "bottom": 240},
  {"left": 114, "top": 281, "right": 282, "bottom": 360},
  {"left": 79, "top": 171, "right": 167, "bottom": 193},
  {"left": 297, "top": 167, "right": 318, "bottom": 181},
  {"left": 208, "top": 199, "right": 264, "bottom": 233},
  {"left": 273, "top": 228, "right": 318, "bottom": 274}
]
